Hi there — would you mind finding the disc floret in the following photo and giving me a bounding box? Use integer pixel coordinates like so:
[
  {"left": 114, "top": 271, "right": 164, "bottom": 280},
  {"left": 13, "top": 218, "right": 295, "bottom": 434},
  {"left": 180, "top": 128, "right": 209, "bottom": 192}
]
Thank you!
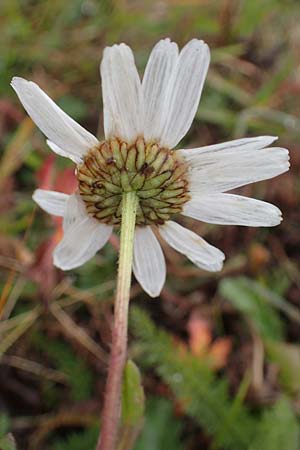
[{"left": 77, "top": 138, "right": 190, "bottom": 226}]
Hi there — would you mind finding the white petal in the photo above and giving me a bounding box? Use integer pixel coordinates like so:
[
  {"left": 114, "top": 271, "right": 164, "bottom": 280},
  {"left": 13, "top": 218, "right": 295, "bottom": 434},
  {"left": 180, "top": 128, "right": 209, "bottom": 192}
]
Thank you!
[
  {"left": 159, "top": 39, "right": 210, "bottom": 149},
  {"left": 159, "top": 221, "right": 224, "bottom": 272},
  {"left": 183, "top": 194, "right": 282, "bottom": 227},
  {"left": 33, "top": 189, "right": 69, "bottom": 216},
  {"left": 133, "top": 226, "right": 166, "bottom": 297},
  {"left": 46, "top": 140, "right": 82, "bottom": 164},
  {"left": 53, "top": 194, "right": 112, "bottom": 270},
  {"left": 142, "top": 39, "right": 178, "bottom": 143},
  {"left": 179, "top": 137, "right": 289, "bottom": 194},
  {"left": 100, "top": 44, "right": 143, "bottom": 143},
  {"left": 181, "top": 135, "right": 277, "bottom": 159},
  {"left": 11, "top": 77, "right": 98, "bottom": 160}
]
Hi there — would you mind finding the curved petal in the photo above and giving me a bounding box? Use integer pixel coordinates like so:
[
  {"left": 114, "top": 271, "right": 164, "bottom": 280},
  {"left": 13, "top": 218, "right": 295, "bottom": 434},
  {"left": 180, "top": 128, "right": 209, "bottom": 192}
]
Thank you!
[
  {"left": 53, "top": 194, "right": 112, "bottom": 270},
  {"left": 142, "top": 38, "right": 178, "bottom": 143},
  {"left": 159, "top": 39, "right": 210, "bottom": 149},
  {"left": 179, "top": 137, "right": 289, "bottom": 194},
  {"left": 183, "top": 194, "right": 282, "bottom": 226},
  {"left": 100, "top": 44, "right": 143, "bottom": 143},
  {"left": 33, "top": 189, "right": 69, "bottom": 216},
  {"left": 133, "top": 226, "right": 166, "bottom": 297},
  {"left": 181, "top": 135, "right": 277, "bottom": 159},
  {"left": 46, "top": 140, "right": 82, "bottom": 164},
  {"left": 159, "top": 221, "right": 224, "bottom": 272},
  {"left": 11, "top": 77, "right": 99, "bottom": 160}
]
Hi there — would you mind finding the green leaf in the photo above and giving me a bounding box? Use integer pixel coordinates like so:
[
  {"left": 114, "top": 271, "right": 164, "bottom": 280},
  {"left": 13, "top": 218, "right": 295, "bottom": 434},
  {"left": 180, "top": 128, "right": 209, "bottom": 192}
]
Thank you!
[
  {"left": 0, "top": 414, "right": 10, "bottom": 437},
  {"left": 250, "top": 397, "right": 300, "bottom": 450},
  {"left": 219, "top": 277, "right": 284, "bottom": 340},
  {"left": 0, "top": 434, "right": 17, "bottom": 450},
  {"left": 118, "top": 360, "right": 145, "bottom": 450},
  {"left": 266, "top": 341, "right": 300, "bottom": 394},
  {"left": 50, "top": 427, "right": 98, "bottom": 450},
  {"left": 233, "top": 0, "right": 280, "bottom": 35},
  {"left": 57, "top": 95, "right": 88, "bottom": 121},
  {"left": 33, "top": 335, "right": 94, "bottom": 402},
  {"left": 134, "top": 397, "right": 183, "bottom": 450},
  {"left": 254, "top": 57, "right": 294, "bottom": 105},
  {"left": 122, "top": 360, "right": 145, "bottom": 426}
]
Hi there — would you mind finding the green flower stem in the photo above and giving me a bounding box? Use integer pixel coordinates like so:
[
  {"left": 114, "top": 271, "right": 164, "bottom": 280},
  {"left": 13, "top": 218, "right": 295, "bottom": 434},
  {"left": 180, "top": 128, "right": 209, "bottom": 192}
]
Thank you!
[{"left": 97, "top": 191, "right": 138, "bottom": 450}]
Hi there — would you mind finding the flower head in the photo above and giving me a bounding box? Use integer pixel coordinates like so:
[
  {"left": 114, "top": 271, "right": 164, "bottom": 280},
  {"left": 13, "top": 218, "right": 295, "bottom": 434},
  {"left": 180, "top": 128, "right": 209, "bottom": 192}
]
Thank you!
[{"left": 11, "top": 39, "right": 289, "bottom": 297}]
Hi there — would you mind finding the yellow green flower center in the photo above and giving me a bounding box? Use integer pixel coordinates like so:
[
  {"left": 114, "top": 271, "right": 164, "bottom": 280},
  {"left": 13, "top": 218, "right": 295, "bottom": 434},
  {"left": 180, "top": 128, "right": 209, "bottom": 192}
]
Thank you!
[{"left": 77, "top": 138, "right": 190, "bottom": 226}]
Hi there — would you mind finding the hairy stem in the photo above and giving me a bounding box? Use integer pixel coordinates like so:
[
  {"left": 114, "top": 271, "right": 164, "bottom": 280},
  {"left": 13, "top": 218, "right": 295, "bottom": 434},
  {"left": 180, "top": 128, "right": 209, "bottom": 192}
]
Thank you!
[{"left": 97, "top": 191, "right": 138, "bottom": 450}]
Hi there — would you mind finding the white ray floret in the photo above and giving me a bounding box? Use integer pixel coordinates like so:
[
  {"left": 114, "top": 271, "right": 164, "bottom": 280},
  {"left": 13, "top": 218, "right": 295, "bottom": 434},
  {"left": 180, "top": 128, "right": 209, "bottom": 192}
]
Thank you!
[
  {"left": 100, "top": 44, "right": 144, "bottom": 144},
  {"left": 11, "top": 77, "right": 99, "bottom": 160},
  {"left": 179, "top": 138, "right": 289, "bottom": 195},
  {"left": 159, "top": 39, "right": 210, "bottom": 149},
  {"left": 142, "top": 38, "right": 179, "bottom": 144},
  {"left": 33, "top": 189, "right": 69, "bottom": 217},
  {"left": 46, "top": 140, "right": 83, "bottom": 164},
  {"left": 159, "top": 221, "right": 225, "bottom": 272},
  {"left": 183, "top": 194, "right": 282, "bottom": 227},
  {"left": 133, "top": 226, "right": 166, "bottom": 297},
  {"left": 53, "top": 194, "right": 113, "bottom": 270}
]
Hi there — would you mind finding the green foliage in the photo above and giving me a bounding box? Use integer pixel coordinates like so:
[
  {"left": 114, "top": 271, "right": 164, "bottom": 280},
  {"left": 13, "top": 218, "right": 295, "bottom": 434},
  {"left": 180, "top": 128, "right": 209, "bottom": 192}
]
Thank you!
[
  {"left": 0, "top": 435, "right": 17, "bottom": 450},
  {"left": 219, "top": 277, "right": 284, "bottom": 340},
  {"left": 249, "top": 397, "right": 300, "bottom": 450},
  {"left": 266, "top": 341, "right": 300, "bottom": 394},
  {"left": 50, "top": 426, "right": 98, "bottom": 450},
  {"left": 130, "top": 306, "right": 300, "bottom": 450},
  {"left": 0, "top": 415, "right": 16, "bottom": 450},
  {"left": 75, "top": 246, "right": 117, "bottom": 292},
  {"left": 219, "top": 271, "right": 300, "bottom": 404},
  {"left": 233, "top": 0, "right": 283, "bottom": 35},
  {"left": 122, "top": 359, "right": 145, "bottom": 426},
  {"left": 57, "top": 95, "right": 88, "bottom": 122},
  {"left": 119, "top": 360, "right": 145, "bottom": 450},
  {"left": 33, "top": 334, "right": 94, "bottom": 402},
  {"left": 134, "top": 397, "right": 184, "bottom": 450},
  {"left": 254, "top": 57, "right": 294, "bottom": 105},
  {"left": 0, "top": 414, "right": 10, "bottom": 436},
  {"left": 130, "top": 306, "right": 256, "bottom": 450}
]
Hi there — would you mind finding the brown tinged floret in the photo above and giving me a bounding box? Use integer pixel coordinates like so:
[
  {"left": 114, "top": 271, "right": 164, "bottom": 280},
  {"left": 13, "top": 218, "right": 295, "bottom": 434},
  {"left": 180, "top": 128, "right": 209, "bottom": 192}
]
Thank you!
[{"left": 77, "top": 137, "right": 190, "bottom": 226}]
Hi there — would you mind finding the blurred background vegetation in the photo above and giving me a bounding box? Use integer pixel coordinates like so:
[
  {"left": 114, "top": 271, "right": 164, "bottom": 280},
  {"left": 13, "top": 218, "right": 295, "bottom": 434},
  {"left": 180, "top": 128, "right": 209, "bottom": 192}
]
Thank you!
[{"left": 0, "top": 0, "right": 300, "bottom": 449}]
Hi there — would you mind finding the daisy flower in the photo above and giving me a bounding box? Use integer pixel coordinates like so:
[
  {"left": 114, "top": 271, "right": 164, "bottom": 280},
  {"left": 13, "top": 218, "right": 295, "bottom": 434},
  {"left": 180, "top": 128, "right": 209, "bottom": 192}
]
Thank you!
[{"left": 11, "top": 39, "right": 289, "bottom": 297}]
